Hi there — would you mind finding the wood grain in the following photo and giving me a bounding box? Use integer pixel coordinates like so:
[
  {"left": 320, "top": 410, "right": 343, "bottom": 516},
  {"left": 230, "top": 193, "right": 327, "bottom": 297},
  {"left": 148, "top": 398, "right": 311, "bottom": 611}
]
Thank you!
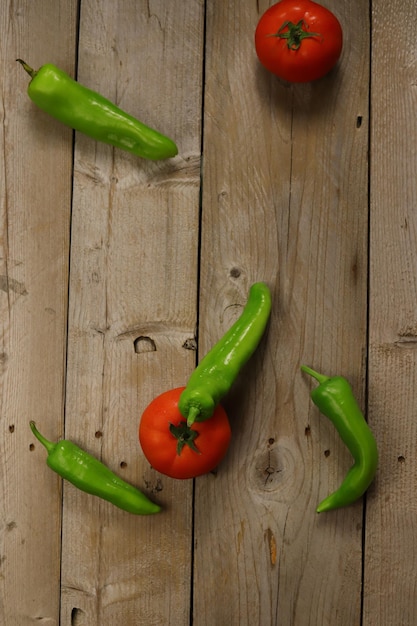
[
  {"left": 1, "top": 0, "right": 415, "bottom": 624},
  {"left": 365, "top": 0, "right": 417, "bottom": 624},
  {"left": 194, "top": 0, "right": 369, "bottom": 624},
  {"left": 60, "top": 1, "right": 204, "bottom": 624},
  {"left": 0, "top": 1, "right": 77, "bottom": 624}
]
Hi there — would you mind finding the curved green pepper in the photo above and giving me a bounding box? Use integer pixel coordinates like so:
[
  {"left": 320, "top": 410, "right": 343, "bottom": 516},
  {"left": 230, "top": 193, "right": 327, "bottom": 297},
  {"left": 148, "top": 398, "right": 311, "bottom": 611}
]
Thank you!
[
  {"left": 30, "top": 421, "right": 161, "bottom": 515},
  {"left": 17, "top": 60, "right": 178, "bottom": 161},
  {"left": 179, "top": 282, "right": 272, "bottom": 426},
  {"left": 301, "top": 365, "right": 378, "bottom": 513}
]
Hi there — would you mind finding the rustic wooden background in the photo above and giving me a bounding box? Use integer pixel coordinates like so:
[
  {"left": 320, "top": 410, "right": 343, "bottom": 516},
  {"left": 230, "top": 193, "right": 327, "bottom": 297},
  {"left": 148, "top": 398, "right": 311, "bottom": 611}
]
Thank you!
[{"left": 1, "top": 0, "right": 416, "bottom": 624}]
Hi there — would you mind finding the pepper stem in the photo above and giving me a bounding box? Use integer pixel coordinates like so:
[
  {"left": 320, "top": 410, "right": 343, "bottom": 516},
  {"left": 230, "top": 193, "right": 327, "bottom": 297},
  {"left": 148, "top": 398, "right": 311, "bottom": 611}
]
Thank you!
[
  {"left": 29, "top": 421, "right": 55, "bottom": 454},
  {"left": 16, "top": 59, "right": 37, "bottom": 79},
  {"left": 300, "top": 365, "right": 330, "bottom": 385},
  {"left": 186, "top": 406, "right": 201, "bottom": 427}
]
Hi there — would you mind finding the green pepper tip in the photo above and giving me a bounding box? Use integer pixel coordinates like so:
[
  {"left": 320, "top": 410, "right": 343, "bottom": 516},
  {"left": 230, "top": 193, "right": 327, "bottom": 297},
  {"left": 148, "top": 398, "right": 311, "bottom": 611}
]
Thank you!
[
  {"left": 316, "top": 499, "right": 329, "bottom": 513},
  {"left": 186, "top": 406, "right": 201, "bottom": 427}
]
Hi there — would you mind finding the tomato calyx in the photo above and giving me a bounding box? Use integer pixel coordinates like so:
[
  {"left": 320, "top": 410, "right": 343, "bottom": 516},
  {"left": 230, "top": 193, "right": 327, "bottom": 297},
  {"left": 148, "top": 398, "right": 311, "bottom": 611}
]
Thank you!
[
  {"left": 269, "top": 20, "right": 321, "bottom": 50},
  {"left": 169, "top": 421, "right": 201, "bottom": 456}
]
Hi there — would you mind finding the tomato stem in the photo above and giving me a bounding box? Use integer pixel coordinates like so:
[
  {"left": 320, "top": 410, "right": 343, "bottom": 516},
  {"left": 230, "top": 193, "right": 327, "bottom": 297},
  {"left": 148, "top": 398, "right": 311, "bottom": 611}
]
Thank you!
[
  {"left": 268, "top": 20, "right": 321, "bottom": 50},
  {"left": 169, "top": 421, "right": 201, "bottom": 456}
]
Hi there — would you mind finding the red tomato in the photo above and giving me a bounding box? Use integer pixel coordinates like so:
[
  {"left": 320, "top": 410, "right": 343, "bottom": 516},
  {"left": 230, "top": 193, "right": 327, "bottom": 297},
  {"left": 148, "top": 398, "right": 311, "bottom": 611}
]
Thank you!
[
  {"left": 255, "top": 0, "right": 343, "bottom": 83},
  {"left": 139, "top": 387, "right": 232, "bottom": 479}
]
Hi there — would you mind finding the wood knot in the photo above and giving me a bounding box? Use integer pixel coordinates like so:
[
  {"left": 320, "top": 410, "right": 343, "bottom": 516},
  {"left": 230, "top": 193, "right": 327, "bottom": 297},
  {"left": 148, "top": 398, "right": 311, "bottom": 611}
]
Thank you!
[
  {"left": 248, "top": 437, "right": 303, "bottom": 503},
  {"left": 254, "top": 447, "right": 283, "bottom": 490}
]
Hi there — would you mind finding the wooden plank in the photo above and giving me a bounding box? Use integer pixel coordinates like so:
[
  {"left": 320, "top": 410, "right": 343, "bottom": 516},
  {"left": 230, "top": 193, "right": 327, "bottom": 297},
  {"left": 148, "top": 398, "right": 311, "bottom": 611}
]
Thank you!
[
  {"left": 194, "top": 0, "right": 369, "bottom": 623},
  {"left": 0, "top": 1, "right": 77, "bottom": 624},
  {"left": 60, "top": 1, "right": 204, "bottom": 624},
  {"left": 6, "top": 0, "right": 417, "bottom": 622},
  {"left": 365, "top": 0, "right": 417, "bottom": 623}
]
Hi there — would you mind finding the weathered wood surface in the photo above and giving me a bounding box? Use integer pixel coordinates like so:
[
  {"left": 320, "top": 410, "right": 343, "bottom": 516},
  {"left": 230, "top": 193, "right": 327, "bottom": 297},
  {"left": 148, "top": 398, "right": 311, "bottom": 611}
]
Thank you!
[
  {"left": 1, "top": 0, "right": 416, "bottom": 624},
  {"left": 365, "top": 0, "right": 417, "bottom": 625},
  {"left": 1, "top": 2, "right": 78, "bottom": 624}
]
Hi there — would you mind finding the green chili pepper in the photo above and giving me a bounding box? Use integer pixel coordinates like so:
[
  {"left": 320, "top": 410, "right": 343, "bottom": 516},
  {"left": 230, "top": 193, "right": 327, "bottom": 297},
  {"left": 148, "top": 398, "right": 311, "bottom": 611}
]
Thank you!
[
  {"left": 179, "top": 282, "right": 272, "bottom": 426},
  {"left": 301, "top": 365, "right": 378, "bottom": 513},
  {"left": 30, "top": 421, "right": 161, "bottom": 515},
  {"left": 17, "top": 59, "right": 178, "bottom": 161}
]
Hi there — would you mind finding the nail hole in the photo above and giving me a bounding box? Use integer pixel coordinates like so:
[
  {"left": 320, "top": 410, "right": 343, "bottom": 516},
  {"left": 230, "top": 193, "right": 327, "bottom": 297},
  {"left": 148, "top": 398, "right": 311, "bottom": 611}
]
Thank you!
[
  {"left": 304, "top": 425, "right": 311, "bottom": 436},
  {"left": 134, "top": 336, "right": 156, "bottom": 354},
  {"left": 95, "top": 431, "right": 103, "bottom": 438},
  {"left": 324, "top": 449, "right": 331, "bottom": 458},
  {"left": 398, "top": 455, "right": 405, "bottom": 463},
  {"left": 356, "top": 116, "right": 363, "bottom": 128},
  {"left": 230, "top": 267, "right": 241, "bottom": 278},
  {"left": 29, "top": 443, "right": 35, "bottom": 451},
  {"left": 268, "top": 438, "right": 275, "bottom": 445},
  {"left": 182, "top": 337, "right": 197, "bottom": 351},
  {"left": 120, "top": 461, "right": 127, "bottom": 469},
  {"left": 9, "top": 425, "right": 15, "bottom": 433},
  {"left": 71, "top": 607, "right": 84, "bottom": 626}
]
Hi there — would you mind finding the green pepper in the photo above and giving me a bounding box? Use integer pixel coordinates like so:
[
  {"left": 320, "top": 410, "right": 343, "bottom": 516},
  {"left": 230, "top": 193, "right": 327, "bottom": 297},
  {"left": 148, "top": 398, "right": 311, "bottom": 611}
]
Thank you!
[
  {"left": 179, "top": 282, "right": 272, "bottom": 426},
  {"left": 17, "top": 60, "right": 178, "bottom": 161},
  {"left": 301, "top": 365, "right": 378, "bottom": 513},
  {"left": 30, "top": 421, "right": 161, "bottom": 515}
]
